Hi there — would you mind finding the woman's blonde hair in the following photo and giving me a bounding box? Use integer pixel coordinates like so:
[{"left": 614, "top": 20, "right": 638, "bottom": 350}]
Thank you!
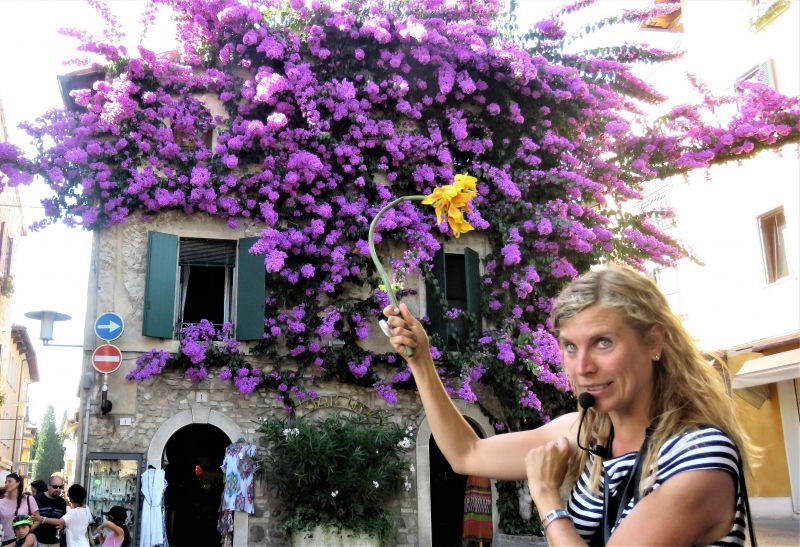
[{"left": 551, "top": 265, "right": 753, "bottom": 494}]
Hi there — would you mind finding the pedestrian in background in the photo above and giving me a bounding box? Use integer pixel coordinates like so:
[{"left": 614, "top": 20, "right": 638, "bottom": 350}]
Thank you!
[
  {"left": 94, "top": 507, "right": 129, "bottom": 547},
  {"left": 33, "top": 484, "right": 91, "bottom": 547},
  {"left": 34, "top": 476, "right": 66, "bottom": 547},
  {"left": 27, "top": 484, "right": 46, "bottom": 499},
  {"left": 0, "top": 474, "right": 39, "bottom": 546}
]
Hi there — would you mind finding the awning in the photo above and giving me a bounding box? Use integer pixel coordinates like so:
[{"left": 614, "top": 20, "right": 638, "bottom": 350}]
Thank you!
[{"left": 732, "top": 348, "right": 800, "bottom": 389}]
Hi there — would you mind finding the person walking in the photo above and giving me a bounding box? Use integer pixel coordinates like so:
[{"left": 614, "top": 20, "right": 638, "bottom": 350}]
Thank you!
[
  {"left": 33, "top": 476, "right": 67, "bottom": 547},
  {"left": 0, "top": 474, "right": 39, "bottom": 546},
  {"left": 33, "top": 484, "right": 91, "bottom": 547}
]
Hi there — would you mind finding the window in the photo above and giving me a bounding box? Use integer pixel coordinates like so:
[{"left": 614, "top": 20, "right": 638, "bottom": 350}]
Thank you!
[
  {"left": 735, "top": 60, "right": 777, "bottom": 93},
  {"left": 759, "top": 208, "right": 789, "bottom": 283},
  {"left": 427, "top": 248, "right": 481, "bottom": 349},
  {"left": 142, "top": 232, "right": 265, "bottom": 340},
  {"left": 178, "top": 238, "right": 236, "bottom": 329}
]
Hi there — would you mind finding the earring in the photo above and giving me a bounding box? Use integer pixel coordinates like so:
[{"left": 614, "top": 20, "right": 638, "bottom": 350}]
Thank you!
[{"left": 653, "top": 354, "right": 661, "bottom": 361}]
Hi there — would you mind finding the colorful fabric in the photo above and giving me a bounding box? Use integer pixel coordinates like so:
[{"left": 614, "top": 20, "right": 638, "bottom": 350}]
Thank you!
[
  {"left": 218, "top": 440, "right": 257, "bottom": 514},
  {"left": 462, "top": 475, "right": 493, "bottom": 545}
]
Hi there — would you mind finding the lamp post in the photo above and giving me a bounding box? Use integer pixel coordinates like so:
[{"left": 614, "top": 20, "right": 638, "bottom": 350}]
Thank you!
[{"left": 24, "top": 310, "right": 82, "bottom": 347}]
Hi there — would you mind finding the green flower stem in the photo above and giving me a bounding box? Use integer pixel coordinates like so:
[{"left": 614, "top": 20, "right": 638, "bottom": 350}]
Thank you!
[{"left": 368, "top": 195, "right": 426, "bottom": 357}]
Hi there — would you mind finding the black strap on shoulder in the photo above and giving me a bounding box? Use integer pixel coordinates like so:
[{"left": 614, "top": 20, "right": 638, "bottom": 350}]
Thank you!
[{"left": 735, "top": 444, "right": 757, "bottom": 547}]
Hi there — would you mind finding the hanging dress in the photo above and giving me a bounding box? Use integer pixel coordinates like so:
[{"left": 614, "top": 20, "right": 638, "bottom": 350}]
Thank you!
[
  {"left": 139, "top": 467, "right": 168, "bottom": 547},
  {"left": 217, "top": 440, "right": 258, "bottom": 547}
]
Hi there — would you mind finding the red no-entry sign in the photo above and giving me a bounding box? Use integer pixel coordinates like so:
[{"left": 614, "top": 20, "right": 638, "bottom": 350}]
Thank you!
[{"left": 92, "top": 344, "right": 122, "bottom": 374}]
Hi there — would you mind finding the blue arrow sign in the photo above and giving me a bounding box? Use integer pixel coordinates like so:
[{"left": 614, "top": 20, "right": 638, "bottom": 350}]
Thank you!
[{"left": 95, "top": 312, "right": 124, "bottom": 341}]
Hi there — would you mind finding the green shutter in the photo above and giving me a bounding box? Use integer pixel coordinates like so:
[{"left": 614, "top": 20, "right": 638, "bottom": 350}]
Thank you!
[
  {"left": 235, "top": 237, "right": 265, "bottom": 341},
  {"left": 464, "top": 247, "right": 482, "bottom": 334},
  {"left": 143, "top": 232, "right": 178, "bottom": 338},
  {"left": 427, "top": 248, "right": 448, "bottom": 344}
]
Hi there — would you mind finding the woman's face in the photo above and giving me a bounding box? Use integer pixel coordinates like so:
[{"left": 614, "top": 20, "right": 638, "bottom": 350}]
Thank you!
[
  {"left": 4, "top": 477, "right": 18, "bottom": 492},
  {"left": 559, "top": 305, "right": 661, "bottom": 421}
]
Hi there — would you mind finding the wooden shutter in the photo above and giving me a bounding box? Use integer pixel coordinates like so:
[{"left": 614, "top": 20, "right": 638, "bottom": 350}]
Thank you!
[
  {"left": 426, "top": 248, "right": 448, "bottom": 343},
  {"left": 464, "top": 247, "right": 482, "bottom": 334},
  {"left": 142, "top": 232, "right": 178, "bottom": 338},
  {"left": 235, "top": 237, "right": 265, "bottom": 341}
]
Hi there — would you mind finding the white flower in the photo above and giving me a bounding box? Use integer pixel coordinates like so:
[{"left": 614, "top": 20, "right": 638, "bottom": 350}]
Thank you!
[
  {"left": 409, "top": 464, "right": 415, "bottom": 473},
  {"left": 404, "top": 478, "right": 412, "bottom": 491},
  {"left": 282, "top": 427, "right": 300, "bottom": 438},
  {"left": 331, "top": 490, "right": 339, "bottom": 498},
  {"left": 373, "top": 480, "right": 380, "bottom": 489},
  {"left": 397, "top": 437, "right": 413, "bottom": 449}
]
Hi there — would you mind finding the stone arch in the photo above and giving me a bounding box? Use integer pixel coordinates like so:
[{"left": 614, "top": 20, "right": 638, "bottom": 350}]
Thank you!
[
  {"left": 415, "top": 401, "right": 498, "bottom": 547},
  {"left": 146, "top": 405, "right": 248, "bottom": 547}
]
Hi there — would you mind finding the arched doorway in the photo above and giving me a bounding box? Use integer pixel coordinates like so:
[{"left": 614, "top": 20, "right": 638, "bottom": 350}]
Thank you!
[
  {"left": 429, "top": 419, "right": 485, "bottom": 546},
  {"left": 163, "top": 423, "right": 229, "bottom": 547},
  {"left": 416, "top": 401, "right": 498, "bottom": 547},
  {"left": 146, "top": 406, "right": 249, "bottom": 547}
]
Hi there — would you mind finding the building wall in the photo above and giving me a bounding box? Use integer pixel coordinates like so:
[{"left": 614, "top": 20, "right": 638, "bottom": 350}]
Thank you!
[{"left": 79, "top": 210, "right": 497, "bottom": 545}]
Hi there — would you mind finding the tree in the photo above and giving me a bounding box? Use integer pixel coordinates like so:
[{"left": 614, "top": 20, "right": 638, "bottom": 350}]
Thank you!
[
  {"left": 31, "top": 406, "right": 64, "bottom": 482},
  {"left": 0, "top": 0, "right": 797, "bottom": 430}
]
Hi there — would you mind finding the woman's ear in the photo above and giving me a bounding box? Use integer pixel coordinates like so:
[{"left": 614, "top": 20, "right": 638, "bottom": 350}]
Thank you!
[{"left": 648, "top": 324, "right": 666, "bottom": 359}]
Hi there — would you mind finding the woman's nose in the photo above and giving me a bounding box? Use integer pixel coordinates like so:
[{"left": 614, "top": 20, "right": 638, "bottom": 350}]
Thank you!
[{"left": 574, "top": 350, "right": 596, "bottom": 375}]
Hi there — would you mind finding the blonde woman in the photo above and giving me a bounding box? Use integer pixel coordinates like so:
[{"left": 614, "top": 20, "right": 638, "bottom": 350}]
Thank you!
[{"left": 383, "top": 265, "right": 752, "bottom": 546}]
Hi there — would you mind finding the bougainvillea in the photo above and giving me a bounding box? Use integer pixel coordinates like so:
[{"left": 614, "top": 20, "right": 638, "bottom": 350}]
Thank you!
[{"left": 1, "top": 0, "right": 799, "bottom": 428}]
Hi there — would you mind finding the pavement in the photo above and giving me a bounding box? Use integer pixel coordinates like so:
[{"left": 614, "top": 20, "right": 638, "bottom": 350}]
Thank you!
[{"left": 752, "top": 518, "right": 800, "bottom": 547}]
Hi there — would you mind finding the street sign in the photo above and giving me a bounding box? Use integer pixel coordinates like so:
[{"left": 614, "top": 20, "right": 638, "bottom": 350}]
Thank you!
[
  {"left": 92, "top": 344, "right": 122, "bottom": 374},
  {"left": 95, "top": 312, "right": 124, "bottom": 341}
]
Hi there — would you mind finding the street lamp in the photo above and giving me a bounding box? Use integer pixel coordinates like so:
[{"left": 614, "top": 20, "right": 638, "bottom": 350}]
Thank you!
[{"left": 24, "top": 310, "right": 83, "bottom": 347}]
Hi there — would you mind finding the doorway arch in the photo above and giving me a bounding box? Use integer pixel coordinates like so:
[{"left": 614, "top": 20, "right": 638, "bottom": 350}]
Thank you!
[
  {"left": 146, "top": 405, "right": 249, "bottom": 547},
  {"left": 415, "top": 401, "right": 498, "bottom": 547}
]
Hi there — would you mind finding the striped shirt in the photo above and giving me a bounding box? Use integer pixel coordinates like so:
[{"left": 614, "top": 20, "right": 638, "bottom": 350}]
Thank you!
[{"left": 567, "top": 425, "right": 746, "bottom": 546}]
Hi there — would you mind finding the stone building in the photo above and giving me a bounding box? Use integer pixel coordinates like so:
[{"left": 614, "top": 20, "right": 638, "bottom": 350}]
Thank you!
[{"left": 74, "top": 205, "right": 497, "bottom": 546}]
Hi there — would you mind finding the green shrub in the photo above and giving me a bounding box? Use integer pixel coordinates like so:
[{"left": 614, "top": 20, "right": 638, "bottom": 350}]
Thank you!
[{"left": 258, "top": 412, "right": 413, "bottom": 540}]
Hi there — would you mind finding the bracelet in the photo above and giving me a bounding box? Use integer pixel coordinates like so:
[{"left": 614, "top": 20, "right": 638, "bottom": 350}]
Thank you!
[{"left": 541, "top": 508, "right": 571, "bottom": 532}]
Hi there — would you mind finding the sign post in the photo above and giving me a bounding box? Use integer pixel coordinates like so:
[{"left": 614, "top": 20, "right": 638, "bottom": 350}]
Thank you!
[
  {"left": 94, "top": 312, "right": 124, "bottom": 342},
  {"left": 92, "top": 344, "right": 122, "bottom": 374}
]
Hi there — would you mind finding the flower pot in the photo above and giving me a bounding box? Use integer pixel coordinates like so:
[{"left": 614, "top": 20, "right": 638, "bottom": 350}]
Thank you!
[{"left": 291, "top": 526, "right": 380, "bottom": 547}]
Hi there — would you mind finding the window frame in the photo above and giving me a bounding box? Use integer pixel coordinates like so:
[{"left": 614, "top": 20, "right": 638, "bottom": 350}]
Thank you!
[
  {"left": 758, "top": 207, "right": 790, "bottom": 284},
  {"left": 426, "top": 247, "right": 482, "bottom": 349}
]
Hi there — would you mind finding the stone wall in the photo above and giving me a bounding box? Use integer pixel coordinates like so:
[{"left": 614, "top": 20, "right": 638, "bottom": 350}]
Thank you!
[{"left": 86, "top": 368, "right": 424, "bottom": 546}]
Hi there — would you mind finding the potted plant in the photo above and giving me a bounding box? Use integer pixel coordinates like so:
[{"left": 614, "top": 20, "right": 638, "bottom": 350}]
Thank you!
[{"left": 258, "top": 412, "right": 414, "bottom": 546}]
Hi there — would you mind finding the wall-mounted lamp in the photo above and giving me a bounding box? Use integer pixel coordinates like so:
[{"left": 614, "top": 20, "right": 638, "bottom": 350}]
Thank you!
[
  {"left": 24, "top": 310, "right": 82, "bottom": 347},
  {"left": 100, "top": 381, "right": 112, "bottom": 415}
]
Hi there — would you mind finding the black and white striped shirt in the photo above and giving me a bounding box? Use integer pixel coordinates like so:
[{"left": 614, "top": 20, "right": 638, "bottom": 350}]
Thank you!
[{"left": 567, "top": 425, "right": 747, "bottom": 546}]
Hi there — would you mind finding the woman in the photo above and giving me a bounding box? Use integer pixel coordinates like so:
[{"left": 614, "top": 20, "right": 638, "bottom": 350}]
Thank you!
[
  {"left": 383, "top": 265, "right": 751, "bottom": 546},
  {"left": 33, "top": 484, "right": 91, "bottom": 547},
  {"left": 0, "top": 474, "right": 39, "bottom": 546},
  {"left": 94, "top": 506, "right": 129, "bottom": 547}
]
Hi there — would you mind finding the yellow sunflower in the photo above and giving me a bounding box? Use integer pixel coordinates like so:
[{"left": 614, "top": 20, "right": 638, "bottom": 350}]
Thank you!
[{"left": 421, "top": 173, "right": 477, "bottom": 237}]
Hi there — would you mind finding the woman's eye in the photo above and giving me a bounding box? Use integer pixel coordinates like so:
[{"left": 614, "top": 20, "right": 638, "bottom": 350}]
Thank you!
[
  {"left": 563, "top": 342, "right": 577, "bottom": 353},
  {"left": 597, "top": 338, "right": 612, "bottom": 349}
]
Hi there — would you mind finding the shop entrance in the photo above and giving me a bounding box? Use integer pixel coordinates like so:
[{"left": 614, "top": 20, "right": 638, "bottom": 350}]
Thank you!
[
  {"left": 429, "top": 419, "right": 486, "bottom": 546},
  {"left": 163, "top": 423, "right": 229, "bottom": 547}
]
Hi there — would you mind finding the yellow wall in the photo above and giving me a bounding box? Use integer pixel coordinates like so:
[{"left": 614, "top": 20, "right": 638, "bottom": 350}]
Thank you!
[{"left": 728, "top": 351, "right": 791, "bottom": 497}]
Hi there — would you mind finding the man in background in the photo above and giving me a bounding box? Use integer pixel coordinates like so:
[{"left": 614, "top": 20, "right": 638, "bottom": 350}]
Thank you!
[{"left": 33, "top": 475, "right": 67, "bottom": 547}]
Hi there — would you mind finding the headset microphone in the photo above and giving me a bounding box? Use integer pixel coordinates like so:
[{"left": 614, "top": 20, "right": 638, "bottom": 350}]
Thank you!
[{"left": 576, "top": 392, "right": 610, "bottom": 459}]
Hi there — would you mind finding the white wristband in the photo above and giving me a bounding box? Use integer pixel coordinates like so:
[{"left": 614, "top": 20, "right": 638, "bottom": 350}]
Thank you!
[{"left": 541, "top": 508, "right": 571, "bottom": 532}]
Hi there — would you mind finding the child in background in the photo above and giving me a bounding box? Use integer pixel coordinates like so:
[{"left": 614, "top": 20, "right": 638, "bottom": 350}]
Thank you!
[
  {"left": 11, "top": 515, "right": 37, "bottom": 547},
  {"left": 94, "top": 507, "right": 129, "bottom": 547}
]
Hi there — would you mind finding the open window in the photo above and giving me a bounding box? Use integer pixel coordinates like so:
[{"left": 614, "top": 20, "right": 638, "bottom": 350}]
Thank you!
[
  {"left": 427, "top": 248, "right": 481, "bottom": 349},
  {"left": 759, "top": 207, "right": 789, "bottom": 283},
  {"left": 142, "top": 232, "right": 265, "bottom": 340}
]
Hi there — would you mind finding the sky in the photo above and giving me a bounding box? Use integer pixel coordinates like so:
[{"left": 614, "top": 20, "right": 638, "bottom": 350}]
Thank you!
[
  {"left": 0, "top": 0, "right": 666, "bottom": 426},
  {"left": 0, "top": 0, "right": 177, "bottom": 426}
]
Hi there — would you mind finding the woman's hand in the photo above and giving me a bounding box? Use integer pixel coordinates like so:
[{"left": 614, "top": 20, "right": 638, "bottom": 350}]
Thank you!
[
  {"left": 383, "top": 303, "right": 431, "bottom": 367},
  {"left": 525, "top": 436, "right": 572, "bottom": 502}
]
